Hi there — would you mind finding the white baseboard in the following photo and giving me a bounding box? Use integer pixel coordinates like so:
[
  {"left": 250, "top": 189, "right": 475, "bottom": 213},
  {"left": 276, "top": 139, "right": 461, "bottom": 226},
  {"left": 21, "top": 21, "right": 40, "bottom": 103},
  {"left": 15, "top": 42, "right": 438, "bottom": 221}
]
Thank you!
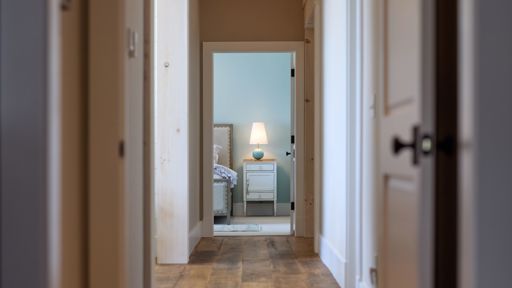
[
  {"left": 233, "top": 203, "right": 244, "bottom": 216},
  {"left": 233, "top": 202, "right": 290, "bottom": 216},
  {"left": 319, "top": 235, "right": 346, "bottom": 287},
  {"left": 276, "top": 203, "right": 291, "bottom": 216},
  {"left": 188, "top": 221, "right": 202, "bottom": 256},
  {"left": 357, "top": 280, "right": 372, "bottom": 288}
]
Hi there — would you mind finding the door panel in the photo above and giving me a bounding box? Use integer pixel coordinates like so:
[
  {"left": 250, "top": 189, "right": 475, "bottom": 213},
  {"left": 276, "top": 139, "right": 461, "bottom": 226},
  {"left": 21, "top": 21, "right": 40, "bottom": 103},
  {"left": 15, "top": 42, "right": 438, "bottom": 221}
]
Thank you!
[
  {"left": 378, "top": 0, "right": 430, "bottom": 287},
  {"left": 382, "top": 176, "right": 419, "bottom": 288},
  {"left": 385, "top": 0, "right": 421, "bottom": 113}
]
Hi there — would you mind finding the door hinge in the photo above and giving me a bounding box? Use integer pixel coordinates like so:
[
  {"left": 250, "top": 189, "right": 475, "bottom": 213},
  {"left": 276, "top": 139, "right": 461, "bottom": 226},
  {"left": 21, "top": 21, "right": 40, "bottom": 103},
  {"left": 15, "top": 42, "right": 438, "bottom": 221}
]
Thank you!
[
  {"left": 119, "top": 140, "right": 125, "bottom": 158},
  {"left": 291, "top": 135, "right": 295, "bottom": 144},
  {"left": 291, "top": 68, "right": 296, "bottom": 78},
  {"left": 370, "top": 255, "right": 378, "bottom": 285},
  {"left": 291, "top": 202, "right": 295, "bottom": 211},
  {"left": 370, "top": 267, "right": 378, "bottom": 285}
]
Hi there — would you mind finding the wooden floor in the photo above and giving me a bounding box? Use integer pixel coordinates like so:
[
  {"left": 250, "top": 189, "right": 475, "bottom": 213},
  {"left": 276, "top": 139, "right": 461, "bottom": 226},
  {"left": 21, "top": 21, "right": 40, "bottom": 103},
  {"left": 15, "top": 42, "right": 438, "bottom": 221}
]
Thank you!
[{"left": 155, "top": 237, "right": 340, "bottom": 288}]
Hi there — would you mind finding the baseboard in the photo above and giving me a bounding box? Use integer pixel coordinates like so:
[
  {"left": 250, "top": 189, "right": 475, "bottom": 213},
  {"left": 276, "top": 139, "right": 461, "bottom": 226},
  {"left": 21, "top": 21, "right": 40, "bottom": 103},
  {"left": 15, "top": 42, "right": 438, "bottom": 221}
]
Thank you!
[
  {"left": 276, "top": 203, "right": 291, "bottom": 216},
  {"left": 188, "top": 221, "right": 202, "bottom": 256},
  {"left": 319, "top": 235, "right": 346, "bottom": 287},
  {"left": 233, "top": 203, "right": 290, "bottom": 216},
  {"left": 155, "top": 247, "right": 188, "bottom": 264},
  {"left": 357, "top": 280, "right": 372, "bottom": 288},
  {"left": 246, "top": 202, "right": 274, "bottom": 216},
  {"left": 233, "top": 203, "right": 244, "bottom": 216}
]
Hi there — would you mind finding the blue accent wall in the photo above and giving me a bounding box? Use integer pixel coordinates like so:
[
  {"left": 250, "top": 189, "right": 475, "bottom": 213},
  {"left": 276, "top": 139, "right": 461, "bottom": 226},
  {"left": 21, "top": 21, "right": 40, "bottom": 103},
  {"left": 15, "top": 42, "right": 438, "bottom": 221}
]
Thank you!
[{"left": 214, "top": 53, "right": 292, "bottom": 203}]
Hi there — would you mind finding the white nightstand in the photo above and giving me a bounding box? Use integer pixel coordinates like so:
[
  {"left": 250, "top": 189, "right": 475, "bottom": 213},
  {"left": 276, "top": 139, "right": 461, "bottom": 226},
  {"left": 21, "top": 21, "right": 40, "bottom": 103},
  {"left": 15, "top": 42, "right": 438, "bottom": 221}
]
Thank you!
[{"left": 243, "top": 159, "right": 277, "bottom": 216}]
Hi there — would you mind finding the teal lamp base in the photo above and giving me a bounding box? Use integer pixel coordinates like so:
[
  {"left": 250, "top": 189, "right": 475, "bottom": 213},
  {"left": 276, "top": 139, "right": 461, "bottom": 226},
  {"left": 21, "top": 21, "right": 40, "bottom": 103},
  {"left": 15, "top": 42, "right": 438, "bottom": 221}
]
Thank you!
[{"left": 252, "top": 148, "right": 264, "bottom": 160}]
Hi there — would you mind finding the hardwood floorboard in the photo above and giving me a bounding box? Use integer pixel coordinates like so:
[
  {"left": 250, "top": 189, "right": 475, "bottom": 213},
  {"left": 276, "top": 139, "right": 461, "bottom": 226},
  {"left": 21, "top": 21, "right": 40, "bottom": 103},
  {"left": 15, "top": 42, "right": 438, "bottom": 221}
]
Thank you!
[{"left": 155, "top": 236, "right": 340, "bottom": 288}]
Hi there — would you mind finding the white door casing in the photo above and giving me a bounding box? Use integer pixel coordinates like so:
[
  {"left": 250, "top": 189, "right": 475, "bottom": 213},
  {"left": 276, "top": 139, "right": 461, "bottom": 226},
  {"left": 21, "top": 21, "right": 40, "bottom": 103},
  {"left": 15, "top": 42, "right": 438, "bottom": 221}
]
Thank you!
[
  {"left": 202, "top": 42, "right": 305, "bottom": 237},
  {"left": 376, "top": 0, "right": 434, "bottom": 287},
  {"left": 154, "top": 0, "right": 190, "bottom": 264}
]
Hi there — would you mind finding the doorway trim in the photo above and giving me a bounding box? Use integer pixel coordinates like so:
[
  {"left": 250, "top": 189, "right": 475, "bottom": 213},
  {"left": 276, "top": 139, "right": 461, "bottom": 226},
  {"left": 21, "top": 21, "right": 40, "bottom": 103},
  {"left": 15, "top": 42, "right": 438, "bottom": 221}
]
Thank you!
[{"left": 202, "top": 41, "right": 305, "bottom": 237}]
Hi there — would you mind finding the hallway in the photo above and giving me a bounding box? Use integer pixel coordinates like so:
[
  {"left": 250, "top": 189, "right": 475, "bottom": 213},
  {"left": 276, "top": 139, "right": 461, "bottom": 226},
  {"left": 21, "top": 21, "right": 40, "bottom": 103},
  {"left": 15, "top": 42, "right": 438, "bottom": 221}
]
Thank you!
[
  {"left": 155, "top": 237, "right": 339, "bottom": 288},
  {"left": 3, "top": 0, "right": 512, "bottom": 287}
]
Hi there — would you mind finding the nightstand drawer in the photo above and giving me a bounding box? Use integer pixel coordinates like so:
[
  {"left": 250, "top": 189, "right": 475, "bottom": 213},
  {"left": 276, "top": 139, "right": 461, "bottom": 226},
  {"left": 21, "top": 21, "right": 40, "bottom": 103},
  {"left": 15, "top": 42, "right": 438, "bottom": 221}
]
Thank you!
[
  {"left": 247, "top": 192, "right": 274, "bottom": 200},
  {"left": 245, "top": 163, "right": 275, "bottom": 171}
]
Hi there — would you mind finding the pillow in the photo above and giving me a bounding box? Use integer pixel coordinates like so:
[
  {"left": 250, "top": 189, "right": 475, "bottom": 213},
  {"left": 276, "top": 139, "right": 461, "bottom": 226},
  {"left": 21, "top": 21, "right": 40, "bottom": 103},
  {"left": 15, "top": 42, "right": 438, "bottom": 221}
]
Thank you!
[{"left": 213, "top": 144, "right": 222, "bottom": 165}]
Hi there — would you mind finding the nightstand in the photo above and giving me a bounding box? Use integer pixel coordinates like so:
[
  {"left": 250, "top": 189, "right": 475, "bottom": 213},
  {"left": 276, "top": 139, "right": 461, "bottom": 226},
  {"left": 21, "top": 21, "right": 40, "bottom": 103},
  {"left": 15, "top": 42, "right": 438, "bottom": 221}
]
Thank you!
[{"left": 243, "top": 159, "right": 277, "bottom": 216}]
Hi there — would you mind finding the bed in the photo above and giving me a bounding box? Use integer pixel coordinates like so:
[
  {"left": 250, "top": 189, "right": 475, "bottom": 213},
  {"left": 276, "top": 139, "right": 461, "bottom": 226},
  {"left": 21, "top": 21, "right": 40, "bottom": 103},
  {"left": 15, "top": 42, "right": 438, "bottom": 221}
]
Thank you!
[{"left": 213, "top": 124, "right": 237, "bottom": 225}]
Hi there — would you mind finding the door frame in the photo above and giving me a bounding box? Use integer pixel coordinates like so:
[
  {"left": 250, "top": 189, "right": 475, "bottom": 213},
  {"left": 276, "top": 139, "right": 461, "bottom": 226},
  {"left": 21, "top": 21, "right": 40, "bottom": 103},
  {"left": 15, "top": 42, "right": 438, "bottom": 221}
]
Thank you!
[
  {"left": 433, "top": 0, "right": 459, "bottom": 286},
  {"left": 346, "top": 0, "right": 364, "bottom": 286},
  {"left": 345, "top": 0, "right": 383, "bottom": 286},
  {"left": 143, "top": 0, "right": 154, "bottom": 285},
  {"left": 202, "top": 41, "right": 305, "bottom": 237}
]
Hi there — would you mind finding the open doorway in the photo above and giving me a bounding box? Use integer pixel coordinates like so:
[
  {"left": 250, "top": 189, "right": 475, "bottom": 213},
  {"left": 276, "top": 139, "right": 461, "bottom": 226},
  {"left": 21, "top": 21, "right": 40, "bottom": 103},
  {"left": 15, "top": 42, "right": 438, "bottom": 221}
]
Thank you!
[
  {"left": 211, "top": 52, "right": 293, "bottom": 236},
  {"left": 202, "top": 42, "right": 305, "bottom": 237}
]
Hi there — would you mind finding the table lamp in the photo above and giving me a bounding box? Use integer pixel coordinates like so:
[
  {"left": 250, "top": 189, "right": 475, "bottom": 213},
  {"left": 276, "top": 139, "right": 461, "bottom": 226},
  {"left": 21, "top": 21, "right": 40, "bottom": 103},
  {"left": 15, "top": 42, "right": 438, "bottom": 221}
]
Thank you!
[{"left": 249, "top": 122, "right": 268, "bottom": 160}]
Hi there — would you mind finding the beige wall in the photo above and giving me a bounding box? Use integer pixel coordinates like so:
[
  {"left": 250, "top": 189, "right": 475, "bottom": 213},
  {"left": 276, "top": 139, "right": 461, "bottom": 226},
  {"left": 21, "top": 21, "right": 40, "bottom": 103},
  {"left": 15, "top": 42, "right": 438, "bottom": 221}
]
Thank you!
[
  {"left": 89, "top": 0, "right": 145, "bottom": 285},
  {"left": 60, "top": 1, "right": 86, "bottom": 287},
  {"left": 88, "top": 0, "right": 124, "bottom": 282},
  {"left": 200, "top": 0, "right": 305, "bottom": 42}
]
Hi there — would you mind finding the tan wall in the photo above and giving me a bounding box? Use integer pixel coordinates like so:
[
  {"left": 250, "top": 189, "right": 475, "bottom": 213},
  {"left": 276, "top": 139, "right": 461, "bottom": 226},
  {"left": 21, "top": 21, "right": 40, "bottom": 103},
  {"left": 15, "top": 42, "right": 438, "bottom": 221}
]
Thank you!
[
  {"left": 200, "top": 0, "right": 305, "bottom": 42},
  {"left": 89, "top": 0, "right": 124, "bottom": 286},
  {"left": 60, "top": 1, "right": 87, "bottom": 287},
  {"left": 89, "top": 0, "right": 145, "bottom": 284}
]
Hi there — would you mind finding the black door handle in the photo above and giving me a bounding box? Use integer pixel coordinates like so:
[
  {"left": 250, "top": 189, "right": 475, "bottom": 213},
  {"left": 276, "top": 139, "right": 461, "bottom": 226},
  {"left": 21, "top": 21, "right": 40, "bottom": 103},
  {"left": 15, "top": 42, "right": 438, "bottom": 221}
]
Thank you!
[
  {"left": 392, "top": 126, "right": 419, "bottom": 165},
  {"left": 286, "top": 151, "right": 292, "bottom": 156}
]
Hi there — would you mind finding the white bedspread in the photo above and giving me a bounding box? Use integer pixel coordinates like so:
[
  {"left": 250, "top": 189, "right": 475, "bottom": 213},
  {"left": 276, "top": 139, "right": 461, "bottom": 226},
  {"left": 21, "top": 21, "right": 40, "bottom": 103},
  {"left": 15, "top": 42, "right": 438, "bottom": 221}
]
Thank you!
[{"left": 213, "top": 164, "right": 238, "bottom": 188}]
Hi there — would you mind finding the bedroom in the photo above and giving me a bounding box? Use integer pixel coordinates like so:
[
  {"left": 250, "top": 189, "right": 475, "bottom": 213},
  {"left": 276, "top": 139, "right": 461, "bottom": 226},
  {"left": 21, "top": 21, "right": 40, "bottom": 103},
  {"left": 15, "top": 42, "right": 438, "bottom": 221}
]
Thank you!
[{"left": 210, "top": 52, "right": 295, "bottom": 236}]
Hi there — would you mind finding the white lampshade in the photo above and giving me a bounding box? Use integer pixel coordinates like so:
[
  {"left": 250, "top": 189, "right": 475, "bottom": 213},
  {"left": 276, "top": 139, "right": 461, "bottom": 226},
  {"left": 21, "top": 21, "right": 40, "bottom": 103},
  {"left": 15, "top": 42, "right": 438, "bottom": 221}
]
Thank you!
[{"left": 249, "top": 122, "right": 268, "bottom": 145}]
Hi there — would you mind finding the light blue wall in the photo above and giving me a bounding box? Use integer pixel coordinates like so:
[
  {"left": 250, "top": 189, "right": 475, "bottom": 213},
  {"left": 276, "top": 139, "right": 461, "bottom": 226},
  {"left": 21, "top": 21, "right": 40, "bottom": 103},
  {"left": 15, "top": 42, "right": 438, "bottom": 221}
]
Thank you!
[{"left": 214, "top": 53, "right": 292, "bottom": 203}]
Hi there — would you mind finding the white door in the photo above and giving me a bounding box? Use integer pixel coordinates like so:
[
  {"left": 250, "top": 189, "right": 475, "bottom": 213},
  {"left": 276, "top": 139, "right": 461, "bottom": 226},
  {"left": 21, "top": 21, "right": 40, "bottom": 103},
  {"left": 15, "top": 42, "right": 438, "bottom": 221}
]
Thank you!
[{"left": 377, "top": 0, "right": 434, "bottom": 287}]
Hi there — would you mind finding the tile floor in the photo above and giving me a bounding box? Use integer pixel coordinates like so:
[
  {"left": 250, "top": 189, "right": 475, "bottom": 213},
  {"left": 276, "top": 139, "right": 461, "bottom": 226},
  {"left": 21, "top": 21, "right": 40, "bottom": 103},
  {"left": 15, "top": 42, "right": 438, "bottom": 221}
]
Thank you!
[{"left": 155, "top": 236, "right": 340, "bottom": 288}]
